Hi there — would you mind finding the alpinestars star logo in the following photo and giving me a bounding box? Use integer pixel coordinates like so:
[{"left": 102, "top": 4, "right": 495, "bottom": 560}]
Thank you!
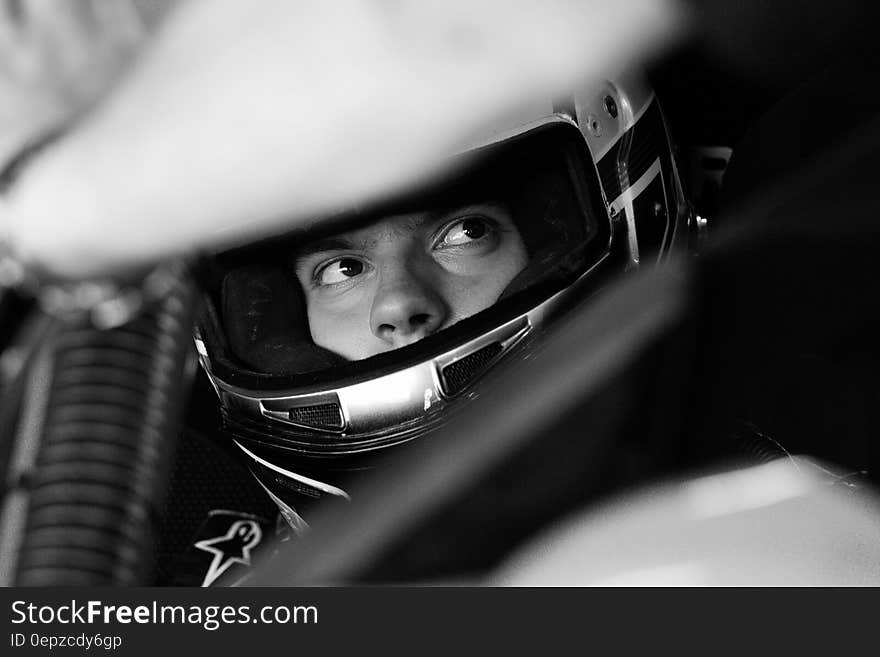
[{"left": 194, "top": 519, "right": 263, "bottom": 586}]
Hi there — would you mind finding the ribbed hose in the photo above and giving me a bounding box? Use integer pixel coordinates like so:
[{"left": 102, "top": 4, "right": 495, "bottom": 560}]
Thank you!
[{"left": 14, "top": 269, "right": 198, "bottom": 586}]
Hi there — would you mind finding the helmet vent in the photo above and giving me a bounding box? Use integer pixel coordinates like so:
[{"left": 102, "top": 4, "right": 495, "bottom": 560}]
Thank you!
[
  {"left": 288, "top": 403, "right": 345, "bottom": 431},
  {"left": 440, "top": 341, "right": 503, "bottom": 396}
]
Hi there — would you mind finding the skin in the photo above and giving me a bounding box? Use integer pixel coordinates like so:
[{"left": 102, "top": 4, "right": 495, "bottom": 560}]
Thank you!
[{"left": 293, "top": 202, "right": 528, "bottom": 360}]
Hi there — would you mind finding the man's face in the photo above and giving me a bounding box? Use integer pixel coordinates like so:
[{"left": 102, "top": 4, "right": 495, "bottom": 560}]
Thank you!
[{"left": 293, "top": 202, "right": 528, "bottom": 360}]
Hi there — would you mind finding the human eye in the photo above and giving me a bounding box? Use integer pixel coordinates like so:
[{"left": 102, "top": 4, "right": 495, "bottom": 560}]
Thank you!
[
  {"left": 434, "top": 216, "right": 497, "bottom": 250},
  {"left": 315, "top": 256, "right": 369, "bottom": 286}
]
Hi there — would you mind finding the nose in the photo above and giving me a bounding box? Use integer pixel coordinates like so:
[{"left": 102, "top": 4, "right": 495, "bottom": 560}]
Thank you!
[{"left": 370, "top": 263, "right": 449, "bottom": 348}]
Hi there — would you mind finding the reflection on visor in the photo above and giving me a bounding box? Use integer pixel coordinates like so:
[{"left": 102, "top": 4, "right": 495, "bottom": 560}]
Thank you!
[{"left": 203, "top": 123, "right": 605, "bottom": 381}]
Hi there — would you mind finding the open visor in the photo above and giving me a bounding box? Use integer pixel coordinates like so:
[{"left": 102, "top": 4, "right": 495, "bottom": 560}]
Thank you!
[{"left": 196, "top": 120, "right": 614, "bottom": 453}]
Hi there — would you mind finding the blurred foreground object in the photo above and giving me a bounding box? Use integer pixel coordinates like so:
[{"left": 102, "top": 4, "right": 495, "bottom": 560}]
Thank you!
[
  {"left": 0, "top": 0, "right": 169, "bottom": 163},
  {"left": 1, "top": 0, "right": 685, "bottom": 279},
  {"left": 491, "top": 459, "right": 880, "bottom": 586}
]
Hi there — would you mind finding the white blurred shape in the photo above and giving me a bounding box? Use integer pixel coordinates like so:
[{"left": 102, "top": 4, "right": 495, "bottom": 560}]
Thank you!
[
  {"left": 685, "top": 460, "right": 812, "bottom": 519},
  {"left": 2, "top": 0, "right": 686, "bottom": 279},
  {"left": 491, "top": 459, "right": 880, "bottom": 586},
  {"left": 590, "top": 563, "right": 706, "bottom": 587},
  {"left": 0, "top": 0, "right": 167, "bottom": 163}
]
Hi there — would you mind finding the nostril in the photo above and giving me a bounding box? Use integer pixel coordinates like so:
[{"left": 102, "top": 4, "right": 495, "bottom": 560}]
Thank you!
[
  {"left": 378, "top": 323, "right": 395, "bottom": 336},
  {"left": 410, "top": 313, "right": 431, "bottom": 329}
]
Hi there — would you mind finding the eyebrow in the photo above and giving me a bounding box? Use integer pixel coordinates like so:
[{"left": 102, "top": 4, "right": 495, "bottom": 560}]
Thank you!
[
  {"left": 290, "top": 202, "right": 500, "bottom": 267},
  {"left": 291, "top": 236, "right": 356, "bottom": 265}
]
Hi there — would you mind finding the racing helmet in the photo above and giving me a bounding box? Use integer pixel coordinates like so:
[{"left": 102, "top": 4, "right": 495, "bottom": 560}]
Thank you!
[{"left": 194, "top": 70, "right": 692, "bottom": 530}]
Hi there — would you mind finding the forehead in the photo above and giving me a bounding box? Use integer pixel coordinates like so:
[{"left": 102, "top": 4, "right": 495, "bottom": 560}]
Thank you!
[
  {"left": 295, "top": 212, "right": 430, "bottom": 257},
  {"left": 345, "top": 211, "right": 433, "bottom": 245}
]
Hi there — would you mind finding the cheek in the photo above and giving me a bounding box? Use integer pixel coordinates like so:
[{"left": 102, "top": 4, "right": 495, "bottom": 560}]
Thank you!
[
  {"left": 497, "top": 237, "right": 529, "bottom": 282},
  {"left": 442, "top": 243, "right": 529, "bottom": 318},
  {"left": 305, "top": 295, "right": 378, "bottom": 360}
]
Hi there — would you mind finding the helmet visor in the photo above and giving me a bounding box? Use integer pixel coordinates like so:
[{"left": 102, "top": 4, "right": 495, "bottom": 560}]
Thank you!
[{"left": 198, "top": 121, "right": 611, "bottom": 391}]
